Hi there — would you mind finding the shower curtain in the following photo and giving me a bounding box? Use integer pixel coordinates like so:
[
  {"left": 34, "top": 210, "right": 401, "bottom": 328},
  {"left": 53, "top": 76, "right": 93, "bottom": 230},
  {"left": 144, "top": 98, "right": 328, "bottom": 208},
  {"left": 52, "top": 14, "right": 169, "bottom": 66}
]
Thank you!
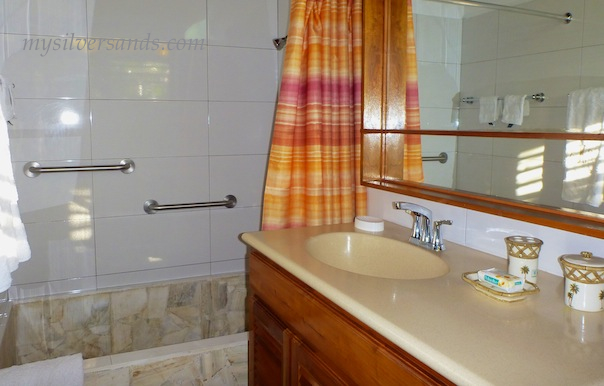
[
  {"left": 402, "top": 0, "right": 424, "bottom": 182},
  {"left": 261, "top": 0, "right": 422, "bottom": 230}
]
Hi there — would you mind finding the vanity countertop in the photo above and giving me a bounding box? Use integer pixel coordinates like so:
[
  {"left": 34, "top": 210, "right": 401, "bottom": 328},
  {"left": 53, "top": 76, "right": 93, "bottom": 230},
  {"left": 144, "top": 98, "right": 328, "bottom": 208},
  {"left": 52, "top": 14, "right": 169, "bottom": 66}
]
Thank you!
[{"left": 241, "top": 221, "right": 604, "bottom": 386}]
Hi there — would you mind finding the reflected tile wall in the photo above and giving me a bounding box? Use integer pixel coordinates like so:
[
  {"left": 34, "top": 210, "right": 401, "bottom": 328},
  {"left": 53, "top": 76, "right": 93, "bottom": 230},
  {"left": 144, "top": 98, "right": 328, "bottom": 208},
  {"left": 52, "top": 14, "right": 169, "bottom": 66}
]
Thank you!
[
  {"left": 456, "top": 0, "right": 604, "bottom": 207},
  {"left": 5, "top": 0, "right": 277, "bottom": 297}
]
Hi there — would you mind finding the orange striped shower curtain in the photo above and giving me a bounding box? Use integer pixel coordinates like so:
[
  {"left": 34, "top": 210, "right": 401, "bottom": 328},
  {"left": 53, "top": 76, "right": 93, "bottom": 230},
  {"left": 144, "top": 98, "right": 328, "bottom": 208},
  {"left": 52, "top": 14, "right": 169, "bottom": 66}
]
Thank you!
[
  {"left": 403, "top": 0, "right": 424, "bottom": 182},
  {"left": 261, "top": 0, "right": 421, "bottom": 230}
]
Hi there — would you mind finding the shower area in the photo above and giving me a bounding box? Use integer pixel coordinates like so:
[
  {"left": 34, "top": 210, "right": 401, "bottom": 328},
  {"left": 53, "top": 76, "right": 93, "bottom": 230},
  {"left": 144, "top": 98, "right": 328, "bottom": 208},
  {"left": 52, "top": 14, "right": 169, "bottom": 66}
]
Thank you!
[{"left": 1, "top": 0, "right": 288, "bottom": 383}]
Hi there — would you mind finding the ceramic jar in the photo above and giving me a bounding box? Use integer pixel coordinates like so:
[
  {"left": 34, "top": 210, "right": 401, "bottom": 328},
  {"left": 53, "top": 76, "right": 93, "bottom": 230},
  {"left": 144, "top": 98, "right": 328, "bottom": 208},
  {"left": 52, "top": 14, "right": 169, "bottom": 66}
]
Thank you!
[
  {"left": 505, "top": 236, "right": 543, "bottom": 284},
  {"left": 559, "top": 252, "right": 604, "bottom": 312}
]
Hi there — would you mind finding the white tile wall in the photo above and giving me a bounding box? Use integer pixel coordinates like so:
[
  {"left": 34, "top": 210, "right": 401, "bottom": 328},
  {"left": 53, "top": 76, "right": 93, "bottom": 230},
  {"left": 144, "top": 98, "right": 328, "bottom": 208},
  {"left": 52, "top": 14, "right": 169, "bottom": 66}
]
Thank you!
[
  {"left": 367, "top": 188, "right": 604, "bottom": 278},
  {"left": 10, "top": 99, "right": 92, "bottom": 162},
  {"left": 6, "top": 0, "right": 88, "bottom": 37},
  {"left": 7, "top": 0, "right": 278, "bottom": 298}
]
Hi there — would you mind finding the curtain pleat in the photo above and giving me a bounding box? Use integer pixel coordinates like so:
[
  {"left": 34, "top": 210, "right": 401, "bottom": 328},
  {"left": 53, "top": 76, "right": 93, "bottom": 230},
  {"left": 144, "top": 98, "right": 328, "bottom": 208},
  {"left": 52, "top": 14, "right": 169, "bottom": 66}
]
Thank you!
[{"left": 403, "top": 0, "right": 424, "bottom": 182}]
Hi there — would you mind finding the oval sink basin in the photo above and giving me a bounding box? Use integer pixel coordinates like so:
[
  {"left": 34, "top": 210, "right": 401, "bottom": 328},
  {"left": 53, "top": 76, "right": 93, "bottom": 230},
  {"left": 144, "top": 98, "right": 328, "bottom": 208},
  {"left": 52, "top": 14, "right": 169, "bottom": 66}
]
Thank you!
[{"left": 305, "top": 232, "right": 449, "bottom": 280}]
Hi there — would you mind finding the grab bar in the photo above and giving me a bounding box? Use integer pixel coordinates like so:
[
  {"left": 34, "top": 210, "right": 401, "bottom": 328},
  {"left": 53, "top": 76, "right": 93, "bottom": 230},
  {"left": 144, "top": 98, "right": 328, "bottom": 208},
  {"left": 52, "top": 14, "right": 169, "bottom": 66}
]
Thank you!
[
  {"left": 24, "top": 159, "right": 135, "bottom": 177},
  {"left": 426, "top": 0, "right": 572, "bottom": 24},
  {"left": 144, "top": 195, "right": 237, "bottom": 214},
  {"left": 422, "top": 152, "right": 448, "bottom": 164},
  {"left": 461, "top": 93, "right": 546, "bottom": 104}
]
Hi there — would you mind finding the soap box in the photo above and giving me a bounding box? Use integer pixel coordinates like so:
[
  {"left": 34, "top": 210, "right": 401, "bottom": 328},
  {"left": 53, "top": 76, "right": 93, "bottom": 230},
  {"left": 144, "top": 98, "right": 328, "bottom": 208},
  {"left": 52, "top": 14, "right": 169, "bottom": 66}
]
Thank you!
[{"left": 477, "top": 268, "right": 524, "bottom": 293}]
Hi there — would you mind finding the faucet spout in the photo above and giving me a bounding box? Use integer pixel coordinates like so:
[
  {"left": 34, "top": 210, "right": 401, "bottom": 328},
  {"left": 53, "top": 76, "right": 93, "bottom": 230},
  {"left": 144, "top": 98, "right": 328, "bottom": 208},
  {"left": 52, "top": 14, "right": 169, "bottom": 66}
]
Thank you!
[{"left": 392, "top": 202, "right": 432, "bottom": 245}]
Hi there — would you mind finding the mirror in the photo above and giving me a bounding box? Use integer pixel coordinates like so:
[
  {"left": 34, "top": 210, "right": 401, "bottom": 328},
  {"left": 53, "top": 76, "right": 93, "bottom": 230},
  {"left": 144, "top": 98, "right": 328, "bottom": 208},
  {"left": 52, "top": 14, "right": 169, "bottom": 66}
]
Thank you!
[{"left": 362, "top": 0, "right": 604, "bottom": 237}]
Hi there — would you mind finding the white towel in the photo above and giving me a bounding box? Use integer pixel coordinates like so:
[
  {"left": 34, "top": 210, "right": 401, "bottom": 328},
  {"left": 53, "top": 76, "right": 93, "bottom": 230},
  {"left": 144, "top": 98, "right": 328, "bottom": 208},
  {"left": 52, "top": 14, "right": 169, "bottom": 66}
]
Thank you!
[
  {"left": 566, "top": 88, "right": 604, "bottom": 133},
  {"left": 478, "top": 96, "right": 501, "bottom": 124},
  {"left": 0, "top": 354, "right": 84, "bottom": 386},
  {"left": 563, "top": 88, "right": 604, "bottom": 207},
  {"left": 501, "top": 95, "right": 528, "bottom": 126},
  {"left": 0, "top": 102, "right": 30, "bottom": 293},
  {"left": 0, "top": 76, "right": 15, "bottom": 124}
]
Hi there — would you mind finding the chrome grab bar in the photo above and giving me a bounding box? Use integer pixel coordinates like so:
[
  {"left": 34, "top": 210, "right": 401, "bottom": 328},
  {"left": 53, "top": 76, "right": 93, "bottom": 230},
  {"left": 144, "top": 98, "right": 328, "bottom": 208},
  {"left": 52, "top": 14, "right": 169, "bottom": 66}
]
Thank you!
[
  {"left": 422, "top": 152, "right": 448, "bottom": 164},
  {"left": 426, "top": 0, "right": 572, "bottom": 24},
  {"left": 461, "top": 93, "right": 546, "bottom": 105},
  {"left": 144, "top": 195, "right": 237, "bottom": 214},
  {"left": 24, "top": 159, "right": 135, "bottom": 177}
]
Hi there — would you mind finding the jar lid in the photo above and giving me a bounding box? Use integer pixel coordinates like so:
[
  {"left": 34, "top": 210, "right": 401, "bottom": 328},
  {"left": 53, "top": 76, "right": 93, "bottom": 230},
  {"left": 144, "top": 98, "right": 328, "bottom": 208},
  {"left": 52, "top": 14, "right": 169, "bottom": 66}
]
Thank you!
[
  {"left": 559, "top": 251, "right": 604, "bottom": 268},
  {"left": 559, "top": 251, "right": 604, "bottom": 284}
]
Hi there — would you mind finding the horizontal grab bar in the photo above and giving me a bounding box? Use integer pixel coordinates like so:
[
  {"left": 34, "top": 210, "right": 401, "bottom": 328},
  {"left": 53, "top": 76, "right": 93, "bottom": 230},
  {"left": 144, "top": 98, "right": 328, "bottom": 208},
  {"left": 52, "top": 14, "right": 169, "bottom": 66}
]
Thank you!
[
  {"left": 426, "top": 0, "right": 572, "bottom": 23},
  {"left": 461, "top": 93, "right": 546, "bottom": 104},
  {"left": 422, "top": 152, "right": 448, "bottom": 164},
  {"left": 144, "top": 195, "right": 237, "bottom": 214},
  {"left": 24, "top": 159, "right": 135, "bottom": 177}
]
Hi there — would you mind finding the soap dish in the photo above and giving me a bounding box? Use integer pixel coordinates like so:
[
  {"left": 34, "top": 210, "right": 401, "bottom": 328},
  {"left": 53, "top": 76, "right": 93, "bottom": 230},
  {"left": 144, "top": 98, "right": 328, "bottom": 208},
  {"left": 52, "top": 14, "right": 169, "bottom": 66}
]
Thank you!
[
  {"left": 462, "top": 271, "right": 540, "bottom": 303},
  {"left": 354, "top": 216, "right": 384, "bottom": 232}
]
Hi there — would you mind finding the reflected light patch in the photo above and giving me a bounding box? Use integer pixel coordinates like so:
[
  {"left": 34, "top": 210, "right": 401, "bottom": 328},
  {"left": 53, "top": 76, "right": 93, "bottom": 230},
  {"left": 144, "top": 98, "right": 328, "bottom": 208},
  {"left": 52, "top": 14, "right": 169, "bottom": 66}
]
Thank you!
[
  {"left": 516, "top": 167, "right": 543, "bottom": 185},
  {"left": 565, "top": 165, "right": 594, "bottom": 182},
  {"left": 517, "top": 155, "right": 543, "bottom": 172},
  {"left": 518, "top": 146, "right": 544, "bottom": 159},
  {"left": 60, "top": 110, "right": 80, "bottom": 125},
  {"left": 148, "top": 256, "right": 163, "bottom": 263},
  {"left": 516, "top": 181, "right": 543, "bottom": 196},
  {"left": 70, "top": 228, "right": 92, "bottom": 241}
]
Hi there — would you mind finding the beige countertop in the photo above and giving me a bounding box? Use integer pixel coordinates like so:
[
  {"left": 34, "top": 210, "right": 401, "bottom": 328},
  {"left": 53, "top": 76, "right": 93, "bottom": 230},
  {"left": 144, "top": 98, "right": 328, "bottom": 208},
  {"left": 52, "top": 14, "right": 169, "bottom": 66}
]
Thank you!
[{"left": 241, "top": 221, "right": 604, "bottom": 386}]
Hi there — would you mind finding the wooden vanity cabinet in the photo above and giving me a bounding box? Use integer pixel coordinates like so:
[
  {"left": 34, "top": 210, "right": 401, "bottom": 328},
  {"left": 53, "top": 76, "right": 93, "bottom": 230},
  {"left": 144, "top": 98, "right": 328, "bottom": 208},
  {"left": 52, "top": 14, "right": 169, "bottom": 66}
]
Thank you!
[{"left": 248, "top": 250, "right": 454, "bottom": 385}]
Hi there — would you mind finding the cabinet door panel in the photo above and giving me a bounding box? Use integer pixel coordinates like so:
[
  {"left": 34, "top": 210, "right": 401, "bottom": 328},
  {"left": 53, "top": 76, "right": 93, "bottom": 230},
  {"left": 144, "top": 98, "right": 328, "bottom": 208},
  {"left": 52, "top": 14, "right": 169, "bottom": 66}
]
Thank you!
[
  {"left": 250, "top": 298, "right": 288, "bottom": 386},
  {"left": 249, "top": 250, "right": 454, "bottom": 386},
  {"left": 291, "top": 336, "right": 349, "bottom": 386}
]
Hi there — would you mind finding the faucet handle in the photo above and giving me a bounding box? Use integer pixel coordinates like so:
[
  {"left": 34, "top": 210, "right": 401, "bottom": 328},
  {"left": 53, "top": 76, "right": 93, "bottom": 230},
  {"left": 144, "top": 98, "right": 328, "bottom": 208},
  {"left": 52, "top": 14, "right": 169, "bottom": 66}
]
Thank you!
[{"left": 432, "top": 220, "right": 452, "bottom": 251}]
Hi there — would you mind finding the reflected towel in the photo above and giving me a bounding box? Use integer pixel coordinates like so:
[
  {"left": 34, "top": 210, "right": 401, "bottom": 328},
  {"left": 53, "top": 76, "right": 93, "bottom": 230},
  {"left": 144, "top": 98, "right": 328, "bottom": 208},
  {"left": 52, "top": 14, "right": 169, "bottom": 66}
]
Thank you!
[
  {"left": 501, "top": 95, "right": 528, "bottom": 126},
  {"left": 563, "top": 88, "right": 604, "bottom": 207},
  {"left": 0, "top": 354, "right": 83, "bottom": 386},
  {"left": 0, "top": 102, "right": 30, "bottom": 293},
  {"left": 478, "top": 96, "right": 501, "bottom": 124}
]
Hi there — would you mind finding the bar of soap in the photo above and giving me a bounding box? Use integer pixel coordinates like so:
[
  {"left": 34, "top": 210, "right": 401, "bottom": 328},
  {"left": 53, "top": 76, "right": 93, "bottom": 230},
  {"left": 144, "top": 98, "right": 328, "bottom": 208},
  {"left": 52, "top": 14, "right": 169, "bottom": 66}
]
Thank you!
[{"left": 477, "top": 268, "right": 524, "bottom": 293}]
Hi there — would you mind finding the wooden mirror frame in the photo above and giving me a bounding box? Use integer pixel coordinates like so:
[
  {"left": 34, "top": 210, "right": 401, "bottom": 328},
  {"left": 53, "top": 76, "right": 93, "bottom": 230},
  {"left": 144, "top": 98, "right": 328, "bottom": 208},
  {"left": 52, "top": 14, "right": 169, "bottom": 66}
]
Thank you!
[{"left": 361, "top": 0, "right": 604, "bottom": 239}]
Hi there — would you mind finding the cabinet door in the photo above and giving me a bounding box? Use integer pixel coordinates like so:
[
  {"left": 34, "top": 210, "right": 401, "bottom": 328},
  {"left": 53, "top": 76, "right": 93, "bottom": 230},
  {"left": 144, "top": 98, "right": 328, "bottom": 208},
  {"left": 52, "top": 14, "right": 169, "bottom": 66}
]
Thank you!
[
  {"left": 290, "top": 336, "right": 349, "bottom": 386},
  {"left": 250, "top": 298, "right": 289, "bottom": 386}
]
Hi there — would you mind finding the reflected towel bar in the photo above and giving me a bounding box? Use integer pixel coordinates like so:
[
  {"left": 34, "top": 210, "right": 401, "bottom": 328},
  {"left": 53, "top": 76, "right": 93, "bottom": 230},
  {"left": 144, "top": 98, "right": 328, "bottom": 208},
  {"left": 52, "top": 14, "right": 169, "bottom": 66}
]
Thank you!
[
  {"left": 144, "top": 195, "right": 237, "bottom": 214},
  {"left": 24, "top": 159, "right": 135, "bottom": 177},
  {"left": 426, "top": 0, "right": 572, "bottom": 23},
  {"left": 422, "top": 152, "right": 448, "bottom": 164},
  {"left": 461, "top": 93, "right": 546, "bottom": 105}
]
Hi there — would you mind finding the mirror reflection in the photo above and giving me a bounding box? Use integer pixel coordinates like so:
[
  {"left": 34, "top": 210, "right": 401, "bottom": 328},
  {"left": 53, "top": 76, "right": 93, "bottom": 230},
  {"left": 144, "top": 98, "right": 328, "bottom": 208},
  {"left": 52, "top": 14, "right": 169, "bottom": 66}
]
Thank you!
[{"left": 412, "top": 0, "right": 604, "bottom": 216}]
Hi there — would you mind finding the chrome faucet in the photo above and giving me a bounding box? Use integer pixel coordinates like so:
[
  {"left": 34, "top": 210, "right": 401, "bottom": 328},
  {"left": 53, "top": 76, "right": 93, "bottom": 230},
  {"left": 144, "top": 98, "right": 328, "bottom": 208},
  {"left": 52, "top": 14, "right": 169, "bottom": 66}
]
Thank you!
[
  {"left": 432, "top": 220, "right": 453, "bottom": 251},
  {"left": 392, "top": 202, "right": 452, "bottom": 251}
]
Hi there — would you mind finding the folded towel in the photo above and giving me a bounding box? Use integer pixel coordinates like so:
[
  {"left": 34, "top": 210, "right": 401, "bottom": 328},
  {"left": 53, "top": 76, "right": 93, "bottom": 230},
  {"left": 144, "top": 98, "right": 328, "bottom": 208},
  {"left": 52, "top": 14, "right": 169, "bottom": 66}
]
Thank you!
[
  {"left": 0, "top": 102, "right": 30, "bottom": 293},
  {"left": 501, "top": 95, "right": 528, "bottom": 126},
  {"left": 563, "top": 88, "right": 604, "bottom": 207},
  {"left": 0, "top": 354, "right": 84, "bottom": 386},
  {"left": 478, "top": 96, "right": 501, "bottom": 124}
]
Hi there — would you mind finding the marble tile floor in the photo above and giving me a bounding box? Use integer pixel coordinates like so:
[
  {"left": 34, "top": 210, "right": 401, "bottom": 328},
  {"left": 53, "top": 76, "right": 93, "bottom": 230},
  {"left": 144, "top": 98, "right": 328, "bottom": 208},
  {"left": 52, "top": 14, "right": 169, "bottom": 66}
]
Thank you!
[{"left": 84, "top": 332, "right": 248, "bottom": 386}]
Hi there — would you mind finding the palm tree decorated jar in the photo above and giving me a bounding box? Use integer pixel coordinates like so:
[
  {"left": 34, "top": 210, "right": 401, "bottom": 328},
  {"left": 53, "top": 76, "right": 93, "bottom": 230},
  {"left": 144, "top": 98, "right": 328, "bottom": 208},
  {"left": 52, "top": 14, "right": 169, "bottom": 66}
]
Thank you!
[
  {"left": 504, "top": 236, "right": 543, "bottom": 284},
  {"left": 559, "top": 251, "right": 604, "bottom": 312}
]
